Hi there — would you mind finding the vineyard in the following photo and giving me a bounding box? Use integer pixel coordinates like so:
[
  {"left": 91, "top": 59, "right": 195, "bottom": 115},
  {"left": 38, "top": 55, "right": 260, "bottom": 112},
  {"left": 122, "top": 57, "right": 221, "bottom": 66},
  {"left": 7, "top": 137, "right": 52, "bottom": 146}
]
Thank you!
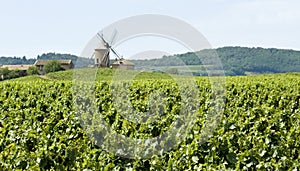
[{"left": 0, "top": 72, "right": 299, "bottom": 170}]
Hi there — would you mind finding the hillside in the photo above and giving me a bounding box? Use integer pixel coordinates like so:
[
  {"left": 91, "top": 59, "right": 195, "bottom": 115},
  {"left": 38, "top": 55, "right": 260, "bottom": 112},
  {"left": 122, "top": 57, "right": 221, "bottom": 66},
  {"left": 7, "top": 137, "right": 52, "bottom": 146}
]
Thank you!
[
  {"left": 131, "top": 47, "right": 300, "bottom": 75},
  {"left": 217, "top": 47, "right": 300, "bottom": 75}
]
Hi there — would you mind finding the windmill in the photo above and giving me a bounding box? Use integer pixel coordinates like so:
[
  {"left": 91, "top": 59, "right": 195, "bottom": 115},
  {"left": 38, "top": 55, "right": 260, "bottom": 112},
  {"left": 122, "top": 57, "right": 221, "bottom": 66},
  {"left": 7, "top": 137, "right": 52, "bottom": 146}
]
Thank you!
[{"left": 94, "top": 31, "right": 122, "bottom": 67}]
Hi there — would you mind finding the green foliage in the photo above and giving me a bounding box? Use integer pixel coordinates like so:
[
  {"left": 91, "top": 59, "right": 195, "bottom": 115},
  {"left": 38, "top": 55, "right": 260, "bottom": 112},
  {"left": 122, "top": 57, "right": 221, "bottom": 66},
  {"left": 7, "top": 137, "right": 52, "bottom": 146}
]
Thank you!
[
  {"left": 217, "top": 47, "right": 300, "bottom": 75},
  {"left": 0, "top": 67, "right": 10, "bottom": 76},
  {"left": 0, "top": 56, "right": 35, "bottom": 65},
  {"left": 27, "top": 66, "right": 39, "bottom": 75},
  {"left": 5, "top": 75, "right": 44, "bottom": 82},
  {"left": 0, "top": 53, "right": 81, "bottom": 66},
  {"left": 7, "top": 70, "right": 21, "bottom": 79},
  {"left": 0, "top": 67, "right": 22, "bottom": 80},
  {"left": 43, "top": 60, "right": 63, "bottom": 73},
  {"left": 0, "top": 73, "right": 299, "bottom": 170},
  {"left": 46, "top": 68, "right": 174, "bottom": 81},
  {"left": 132, "top": 47, "right": 300, "bottom": 75},
  {"left": 37, "top": 52, "right": 78, "bottom": 61},
  {"left": 37, "top": 53, "right": 92, "bottom": 68}
]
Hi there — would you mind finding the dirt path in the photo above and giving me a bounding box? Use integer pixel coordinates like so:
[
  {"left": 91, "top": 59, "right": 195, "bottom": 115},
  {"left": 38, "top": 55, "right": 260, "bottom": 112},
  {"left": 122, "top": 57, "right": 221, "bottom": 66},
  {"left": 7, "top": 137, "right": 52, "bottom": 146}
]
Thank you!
[{"left": 39, "top": 75, "right": 52, "bottom": 80}]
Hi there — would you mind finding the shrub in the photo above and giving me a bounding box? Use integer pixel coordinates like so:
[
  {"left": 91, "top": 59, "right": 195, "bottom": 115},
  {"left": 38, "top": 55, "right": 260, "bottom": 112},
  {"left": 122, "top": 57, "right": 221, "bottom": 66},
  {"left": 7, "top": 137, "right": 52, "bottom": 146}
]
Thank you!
[{"left": 43, "top": 60, "right": 63, "bottom": 73}]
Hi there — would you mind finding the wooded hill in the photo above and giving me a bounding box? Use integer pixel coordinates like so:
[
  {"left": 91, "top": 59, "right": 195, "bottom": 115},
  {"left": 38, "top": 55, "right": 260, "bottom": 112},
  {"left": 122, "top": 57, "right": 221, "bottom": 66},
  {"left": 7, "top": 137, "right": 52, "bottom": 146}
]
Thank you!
[
  {"left": 0, "top": 47, "right": 299, "bottom": 76},
  {"left": 131, "top": 47, "right": 300, "bottom": 75}
]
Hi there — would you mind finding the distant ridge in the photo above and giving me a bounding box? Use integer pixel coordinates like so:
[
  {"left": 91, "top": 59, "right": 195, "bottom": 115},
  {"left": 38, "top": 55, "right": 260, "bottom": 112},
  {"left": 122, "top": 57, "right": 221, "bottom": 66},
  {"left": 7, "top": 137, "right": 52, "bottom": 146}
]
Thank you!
[{"left": 131, "top": 46, "right": 300, "bottom": 75}]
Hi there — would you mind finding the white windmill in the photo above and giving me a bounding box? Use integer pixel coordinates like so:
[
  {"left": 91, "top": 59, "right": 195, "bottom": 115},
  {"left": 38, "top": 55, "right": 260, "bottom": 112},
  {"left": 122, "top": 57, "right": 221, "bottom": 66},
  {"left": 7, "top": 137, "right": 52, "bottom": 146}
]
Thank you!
[{"left": 94, "top": 31, "right": 122, "bottom": 67}]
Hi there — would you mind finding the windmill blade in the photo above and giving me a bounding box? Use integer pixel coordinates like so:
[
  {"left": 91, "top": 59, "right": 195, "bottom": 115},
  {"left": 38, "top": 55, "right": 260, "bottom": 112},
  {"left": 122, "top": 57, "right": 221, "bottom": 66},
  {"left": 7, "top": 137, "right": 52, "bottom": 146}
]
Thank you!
[
  {"left": 100, "top": 50, "right": 109, "bottom": 63},
  {"left": 101, "top": 51, "right": 110, "bottom": 67},
  {"left": 90, "top": 52, "right": 95, "bottom": 58},
  {"left": 90, "top": 52, "right": 95, "bottom": 65},
  {"left": 89, "top": 52, "right": 95, "bottom": 66},
  {"left": 96, "top": 33, "right": 110, "bottom": 48},
  {"left": 110, "top": 47, "right": 122, "bottom": 59},
  {"left": 110, "top": 29, "right": 118, "bottom": 45},
  {"left": 96, "top": 30, "right": 123, "bottom": 60}
]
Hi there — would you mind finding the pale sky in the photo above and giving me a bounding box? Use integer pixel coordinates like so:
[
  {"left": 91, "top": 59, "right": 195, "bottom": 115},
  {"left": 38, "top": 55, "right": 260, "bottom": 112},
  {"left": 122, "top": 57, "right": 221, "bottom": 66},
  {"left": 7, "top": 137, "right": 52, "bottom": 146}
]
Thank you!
[{"left": 0, "top": 0, "right": 300, "bottom": 58}]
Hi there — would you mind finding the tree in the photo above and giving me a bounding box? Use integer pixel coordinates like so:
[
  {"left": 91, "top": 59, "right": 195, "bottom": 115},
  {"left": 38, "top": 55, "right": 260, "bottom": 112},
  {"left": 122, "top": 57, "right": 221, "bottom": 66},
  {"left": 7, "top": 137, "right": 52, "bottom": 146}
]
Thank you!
[
  {"left": 27, "top": 66, "right": 39, "bottom": 75},
  {"left": 43, "top": 60, "right": 62, "bottom": 73},
  {"left": 0, "top": 67, "right": 10, "bottom": 76},
  {"left": 7, "top": 70, "right": 21, "bottom": 79},
  {"left": 0, "top": 67, "right": 23, "bottom": 80}
]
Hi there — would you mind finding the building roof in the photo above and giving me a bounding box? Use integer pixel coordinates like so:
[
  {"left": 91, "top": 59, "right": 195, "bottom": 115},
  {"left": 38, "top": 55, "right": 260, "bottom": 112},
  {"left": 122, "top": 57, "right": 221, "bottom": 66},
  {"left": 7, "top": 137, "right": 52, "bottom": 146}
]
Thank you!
[
  {"left": 111, "top": 58, "right": 134, "bottom": 66},
  {"left": 0, "top": 65, "right": 34, "bottom": 71},
  {"left": 34, "top": 60, "right": 73, "bottom": 66}
]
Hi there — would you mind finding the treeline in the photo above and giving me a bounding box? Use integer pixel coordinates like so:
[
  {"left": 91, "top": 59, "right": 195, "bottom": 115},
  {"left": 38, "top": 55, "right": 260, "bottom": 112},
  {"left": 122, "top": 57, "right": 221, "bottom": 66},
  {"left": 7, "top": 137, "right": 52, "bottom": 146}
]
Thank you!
[
  {"left": 0, "top": 68, "right": 24, "bottom": 80},
  {"left": 37, "top": 53, "right": 92, "bottom": 68},
  {"left": 37, "top": 53, "right": 78, "bottom": 61},
  {"left": 0, "top": 56, "right": 35, "bottom": 65},
  {"left": 218, "top": 47, "right": 300, "bottom": 75},
  {"left": 131, "top": 47, "right": 300, "bottom": 75},
  {"left": 0, "top": 53, "right": 78, "bottom": 65},
  {"left": 0, "top": 66, "right": 38, "bottom": 81},
  {"left": 0, "top": 60, "right": 65, "bottom": 81}
]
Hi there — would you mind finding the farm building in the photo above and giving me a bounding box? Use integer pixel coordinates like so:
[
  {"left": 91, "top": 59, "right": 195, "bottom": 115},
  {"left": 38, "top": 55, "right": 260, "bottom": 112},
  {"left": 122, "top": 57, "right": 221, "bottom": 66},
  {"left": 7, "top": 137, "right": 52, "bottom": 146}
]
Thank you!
[
  {"left": 0, "top": 64, "right": 34, "bottom": 76},
  {"left": 0, "top": 64, "right": 33, "bottom": 71},
  {"left": 111, "top": 58, "right": 134, "bottom": 70},
  {"left": 34, "top": 60, "right": 74, "bottom": 72}
]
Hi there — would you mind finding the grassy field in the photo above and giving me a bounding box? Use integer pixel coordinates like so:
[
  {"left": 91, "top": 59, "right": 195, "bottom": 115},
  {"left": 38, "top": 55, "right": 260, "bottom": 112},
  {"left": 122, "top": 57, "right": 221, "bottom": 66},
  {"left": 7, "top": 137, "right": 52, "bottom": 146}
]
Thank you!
[
  {"left": 7, "top": 67, "right": 299, "bottom": 82},
  {"left": 7, "top": 68, "right": 185, "bottom": 82}
]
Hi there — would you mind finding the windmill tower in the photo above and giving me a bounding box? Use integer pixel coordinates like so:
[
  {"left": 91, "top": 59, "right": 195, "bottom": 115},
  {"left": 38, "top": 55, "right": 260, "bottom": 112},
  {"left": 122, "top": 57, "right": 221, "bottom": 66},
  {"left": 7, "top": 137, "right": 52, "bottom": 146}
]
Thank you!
[
  {"left": 94, "top": 32, "right": 122, "bottom": 67},
  {"left": 94, "top": 49, "right": 109, "bottom": 67}
]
